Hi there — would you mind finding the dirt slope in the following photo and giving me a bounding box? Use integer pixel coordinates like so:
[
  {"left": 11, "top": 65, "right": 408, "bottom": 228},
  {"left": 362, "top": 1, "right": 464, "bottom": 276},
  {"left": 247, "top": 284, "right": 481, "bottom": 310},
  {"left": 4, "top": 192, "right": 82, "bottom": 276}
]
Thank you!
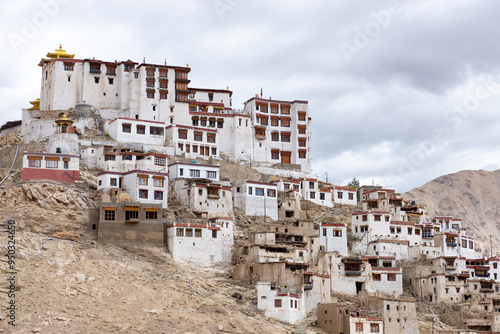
[{"left": 405, "top": 169, "right": 500, "bottom": 254}]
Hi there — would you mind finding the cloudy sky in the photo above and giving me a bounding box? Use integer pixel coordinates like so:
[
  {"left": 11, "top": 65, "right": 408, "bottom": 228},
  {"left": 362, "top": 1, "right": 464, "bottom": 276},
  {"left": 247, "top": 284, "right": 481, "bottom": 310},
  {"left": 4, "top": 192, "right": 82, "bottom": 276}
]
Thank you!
[{"left": 1, "top": 0, "right": 500, "bottom": 192}]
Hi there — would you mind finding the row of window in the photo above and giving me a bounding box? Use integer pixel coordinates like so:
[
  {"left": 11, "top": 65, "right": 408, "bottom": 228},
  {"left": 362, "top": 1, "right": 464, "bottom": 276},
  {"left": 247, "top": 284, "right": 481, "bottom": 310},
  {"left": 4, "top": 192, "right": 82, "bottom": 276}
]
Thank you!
[
  {"left": 322, "top": 229, "right": 343, "bottom": 237},
  {"left": 191, "top": 117, "right": 224, "bottom": 128},
  {"left": 237, "top": 187, "right": 276, "bottom": 197},
  {"left": 337, "top": 192, "right": 355, "bottom": 200},
  {"left": 179, "top": 169, "right": 217, "bottom": 179},
  {"left": 146, "top": 90, "right": 169, "bottom": 99},
  {"left": 257, "top": 116, "right": 291, "bottom": 127},
  {"left": 355, "top": 323, "right": 380, "bottom": 333},
  {"left": 103, "top": 209, "right": 158, "bottom": 221},
  {"left": 269, "top": 150, "right": 307, "bottom": 160},
  {"left": 122, "top": 124, "right": 165, "bottom": 137},
  {"left": 175, "top": 227, "right": 217, "bottom": 239},
  {"left": 178, "top": 130, "right": 216, "bottom": 142},
  {"left": 256, "top": 104, "right": 291, "bottom": 115},
  {"left": 139, "top": 189, "right": 164, "bottom": 200},
  {"left": 273, "top": 298, "right": 298, "bottom": 309},
  {"left": 177, "top": 143, "right": 217, "bottom": 156},
  {"left": 103, "top": 155, "right": 166, "bottom": 166},
  {"left": 138, "top": 176, "right": 165, "bottom": 187},
  {"left": 28, "top": 159, "right": 70, "bottom": 169},
  {"left": 372, "top": 273, "right": 397, "bottom": 281}
]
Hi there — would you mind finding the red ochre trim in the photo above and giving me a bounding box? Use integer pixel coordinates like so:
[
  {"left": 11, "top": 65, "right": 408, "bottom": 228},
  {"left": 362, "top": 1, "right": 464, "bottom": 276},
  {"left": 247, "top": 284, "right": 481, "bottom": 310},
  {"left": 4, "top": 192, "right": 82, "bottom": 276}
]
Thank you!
[{"left": 21, "top": 168, "right": 80, "bottom": 183}]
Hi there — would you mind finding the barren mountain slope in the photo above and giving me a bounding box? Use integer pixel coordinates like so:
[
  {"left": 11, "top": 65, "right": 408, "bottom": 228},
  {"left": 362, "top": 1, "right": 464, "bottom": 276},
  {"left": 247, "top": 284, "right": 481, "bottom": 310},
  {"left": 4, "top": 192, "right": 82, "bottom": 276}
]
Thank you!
[{"left": 404, "top": 169, "right": 500, "bottom": 253}]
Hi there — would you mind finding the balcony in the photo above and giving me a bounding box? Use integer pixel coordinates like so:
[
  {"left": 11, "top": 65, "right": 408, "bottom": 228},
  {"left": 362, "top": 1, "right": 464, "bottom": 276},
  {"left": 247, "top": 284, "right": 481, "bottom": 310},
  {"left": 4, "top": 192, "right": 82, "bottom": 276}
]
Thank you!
[
  {"left": 207, "top": 193, "right": 220, "bottom": 200},
  {"left": 345, "top": 270, "right": 361, "bottom": 276},
  {"left": 304, "top": 283, "right": 313, "bottom": 291},
  {"left": 447, "top": 242, "right": 458, "bottom": 247},
  {"left": 89, "top": 68, "right": 101, "bottom": 74}
]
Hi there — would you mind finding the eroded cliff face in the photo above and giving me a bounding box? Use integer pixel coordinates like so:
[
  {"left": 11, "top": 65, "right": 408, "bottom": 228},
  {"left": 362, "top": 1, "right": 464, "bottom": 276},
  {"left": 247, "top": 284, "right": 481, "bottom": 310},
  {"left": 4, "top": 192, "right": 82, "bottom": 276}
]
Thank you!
[{"left": 405, "top": 169, "right": 500, "bottom": 254}]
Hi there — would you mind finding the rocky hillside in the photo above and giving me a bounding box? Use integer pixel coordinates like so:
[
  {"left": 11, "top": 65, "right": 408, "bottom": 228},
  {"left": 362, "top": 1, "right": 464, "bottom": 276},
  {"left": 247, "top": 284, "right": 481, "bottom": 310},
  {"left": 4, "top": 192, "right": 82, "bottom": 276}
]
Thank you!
[{"left": 405, "top": 169, "right": 500, "bottom": 254}]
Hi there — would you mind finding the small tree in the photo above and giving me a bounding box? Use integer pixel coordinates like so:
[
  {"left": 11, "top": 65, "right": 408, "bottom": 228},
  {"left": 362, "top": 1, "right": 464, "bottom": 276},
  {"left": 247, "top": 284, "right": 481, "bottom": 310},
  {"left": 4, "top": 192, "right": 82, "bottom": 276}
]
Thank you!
[{"left": 346, "top": 177, "right": 361, "bottom": 202}]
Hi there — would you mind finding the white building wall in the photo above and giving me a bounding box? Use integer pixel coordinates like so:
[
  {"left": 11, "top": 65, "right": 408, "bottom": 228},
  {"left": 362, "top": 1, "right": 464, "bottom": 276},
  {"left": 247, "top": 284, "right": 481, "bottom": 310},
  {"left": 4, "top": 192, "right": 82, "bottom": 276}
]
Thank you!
[
  {"left": 168, "top": 162, "right": 220, "bottom": 181},
  {"left": 333, "top": 186, "right": 358, "bottom": 206},
  {"left": 121, "top": 171, "right": 168, "bottom": 207},
  {"left": 319, "top": 224, "right": 348, "bottom": 256},
  {"left": 107, "top": 118, "right": 165, "bottom": 146},
  {"left": 166, "top": 221, "right": 232, "bottom": 267},
  {"left": 233, "top": 181, "right": 278, "bottom": 221},
  {"left": 256, "top": 282, "right": 306, "bottom": 325}
]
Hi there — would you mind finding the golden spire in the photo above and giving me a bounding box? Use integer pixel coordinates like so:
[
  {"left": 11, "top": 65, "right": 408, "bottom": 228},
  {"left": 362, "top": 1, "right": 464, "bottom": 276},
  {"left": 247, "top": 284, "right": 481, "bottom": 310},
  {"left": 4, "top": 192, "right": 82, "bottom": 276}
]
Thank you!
[
  {"left": 27, "top": 98, "right": 40, "bottom": 111},
  {"left": 38, "top": 45, "right": 75, "bottom": 67}
]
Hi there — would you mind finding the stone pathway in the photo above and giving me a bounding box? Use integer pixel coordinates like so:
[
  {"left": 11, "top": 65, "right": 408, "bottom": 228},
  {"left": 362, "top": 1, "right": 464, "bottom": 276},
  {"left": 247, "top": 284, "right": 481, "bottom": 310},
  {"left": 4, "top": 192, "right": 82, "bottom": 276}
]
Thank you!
[{"left": 294, "top": 315, "right": 317, "bottom": 334}]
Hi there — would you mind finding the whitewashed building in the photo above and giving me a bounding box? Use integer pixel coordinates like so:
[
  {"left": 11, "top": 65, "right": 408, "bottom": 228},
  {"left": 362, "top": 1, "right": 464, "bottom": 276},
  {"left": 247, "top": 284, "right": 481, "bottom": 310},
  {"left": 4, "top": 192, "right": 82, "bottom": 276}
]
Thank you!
[
  {"left": 168, "top": 161, "right": 220, "bottom": 181},
  {"left": 21, "top": 152, "right": 80, "bottom": 183},
  {"left": 233, "top": 181, "right": 278, "bottom": 221},
  {"left": 333, "top": 186, "right": 358, "bottom": 206},
  {"left": 172, "top": 179, "right": 233, "bottom": 218},
  {"left": 97, "top": 170, "right": 168, "bottom": 207},
  {"left": 257, "top": 282, "right": 306, "bottom": 324},
  {"left": 106, "top": 118, "right": 166, "bottom": 146},
  {"left": 165, "top": 218, "right": 233, "bottom": 266},
  {"left": 319, "top": 223, "right": 348, "bottom": 256},
  {"left": 81, "top": 146, "right": 168, "bottom": 172}
]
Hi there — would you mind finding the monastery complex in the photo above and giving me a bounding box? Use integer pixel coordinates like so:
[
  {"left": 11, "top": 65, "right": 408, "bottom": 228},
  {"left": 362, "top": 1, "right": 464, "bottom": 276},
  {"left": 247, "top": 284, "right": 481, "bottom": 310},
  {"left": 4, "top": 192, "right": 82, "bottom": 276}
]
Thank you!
[{"left": 15, "top": 46, "right": 500, "bottom": 333}]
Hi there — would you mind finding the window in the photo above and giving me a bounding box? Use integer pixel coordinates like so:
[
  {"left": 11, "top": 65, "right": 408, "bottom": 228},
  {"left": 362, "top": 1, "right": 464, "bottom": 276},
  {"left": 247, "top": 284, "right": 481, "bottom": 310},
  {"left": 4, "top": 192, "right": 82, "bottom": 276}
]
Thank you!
[
  {"left": 415, "top": 229, "right": 421, "bottom": 235},
  {"left": 309, "top": 182, "right": 314, "bottom": 189},
  {"left": 195, "top": 229, "right": 202, "bottom": 237},
  {"left": 28, "top": 158, "right": 41, "bottom": 168},
  {"left": 298, "top": 112, "right": 306, "bottom": 121},
  {"left": 469, "top": 241, "right": 473, "bottom": 249},
  {"left": 298, "top": 125, "right": 306, "bottom": 134},
  {"left": 374, "top": 215, "right": 381, "bottom": 221},
  {"left": 212, "top": 230, "right": 217, "bottom": 238},
  {"left": 90, "top": 63, "right": 101, "bottom": 73},
  {"left": 320, "top": 193, "right": 325, "bottom": 200},
  {"left": 333, "top": 229, "right": 342, "bottom": 237},
  {"left": 94, "top": 77, "right": 100, "bottom": 84},
  {"left": 104, "top": 210, "right": 115, "bottom": 221},
  {"left": 370, "top": 323, "right": 380, "bottom": 333},
  {"left": 122, "top": 124, "right": 131, "bottom": 133},
  {"left": 46, "top": 159, "right": 58, "bottom": 168},
  {"left": 206, "top": 171, "right": 217, "bottom": 179},
  {"left": 281, "top": 106, "right": 290, "bottom": 115},
  {"left": 63, "top": 161, "right": 69, "bottom": 169},
  {"left": 338, "top": 192, "right": 343, "bottom": 199},
  {"left": 194, "top": 132, "right": 203, "bottom": 141},
  {"left": 147, "top": 90, "right": 155, "bottom": 98},
  {"left": 153, "top": 178, "right": 164, "bottom": 187},
  {"left": 298, "top": 138, "right": 306, "bottom": 147},
  {"left": 136, "top": 125, "right": 145, "bottom": 134},
  {"left": 388, "top": 274, "right": 396, "bottom": 281},
  {"left": 281, "top": 133, "right": 290, "bottom": 142},
  {"left": 372, "top": 274, "right": 381, "bottom": 281},
  {"left": 146, "top": 211, "right": 158, "bottom": 220},
  {"left": 146, "top": 78, "right": 155, "bottom": 88},
  {"left": 154, "top": 157, "right": 166, "bottom": 166},
  {"left": 64, "top": 62, "right": 74, "bottom": 71},
  {"left": 139, "top": 189, "right": 148, "bottom": 199},
  {"left": 260, "top": 117, "right": 268, "bottom": 126},
  {"left": 159, "top": 80, "right": 168, "bottom": 89},
  {"left": 281, "top": 118, "right": 290, "bottom": 127},
  {"left": 323, "top": 229, "right": 327, "bottom": 237},
  {"left": 154, "top": 191, "right": 163, "bottom": 200},
  {"left": 310, "top": 192, "right": 315, "bottom": 199},
  {"left": 108, "top": 77, "right": 114, "bottom": 85},
  {"left": 299, "top": 150, "right": 306, "bottom": 159},
  {"left": 190, "top": 170, "right": 200, "bottom": 178},
  {"left": 255, "top": 188, "right": 264, "bottom": 196},
  {"left": 208, "top": 92, "right": 214, "bottom": 102},
  {"left": 192, "top": 146, "right": 198, "bottom": 153},
  {"left": 160, "top": 91, "right": 168, "bottom": 99},
  {"left": 125, "top": 210, "right": 138, "bottom": 221},
  {"left": 271, "top": 150, "right": 279, "bottom": 159},
  {"left": 356, "top": 323, "right": 363, "bottom": 332},
  {"left": 150, "top": 127, "right": 164, "bottom": 137},
  {"left": 271, "top": 118, "right": 279, "bottom": 126},
  {"left": 178, "top": 129, "right": 188, "bottom": 139},
  {"left": 146, "top": 67, "right": 155, "bottom": 77},
  {"left": 211, "top": 147, "right": 217, "bottom": 156},
  {"left": 176, "top": 228, "right": 184, "bottom": 237},
  {"left": 274, "top": 299, "right": 282, "bottom": 308},
  {"left": 271, "top": 132, "right": 279, "bottom": 141},
  {"left": 138, "top": 176, "right": 148, "bottom": 185},
  {"left": 207, "top": 134, "right": 216, "bottom": 143},
  {"left": 248, "top": 187, "right": 253, "bottom": 195},
  {"left": 110, "top": 178, "right": 117, "bottom": 186},
  {"left": 267, "top": 189, "right": 276, "bottom": 197}
]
